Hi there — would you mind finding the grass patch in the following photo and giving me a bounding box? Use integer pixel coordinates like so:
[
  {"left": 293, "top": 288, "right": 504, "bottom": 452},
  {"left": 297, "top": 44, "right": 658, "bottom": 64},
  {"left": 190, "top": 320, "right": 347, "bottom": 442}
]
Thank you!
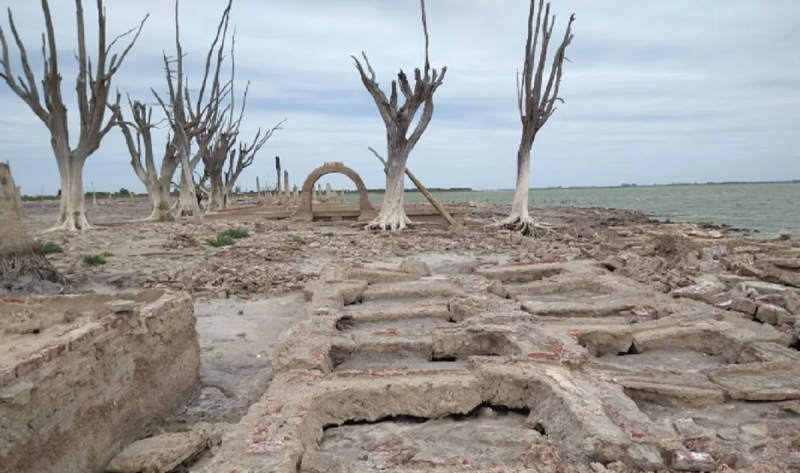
[
  {"left": 41, "top": 242, "right": 64, "bottom": 254},
  {"left": 82, "top": 254, "right": 107, "bottom": 265},
  {"left": 207, "top": 234, "right": 236, "bottom": 247},
  {"left": 219, "top": 227, "right": 250, "bottom": 240}
]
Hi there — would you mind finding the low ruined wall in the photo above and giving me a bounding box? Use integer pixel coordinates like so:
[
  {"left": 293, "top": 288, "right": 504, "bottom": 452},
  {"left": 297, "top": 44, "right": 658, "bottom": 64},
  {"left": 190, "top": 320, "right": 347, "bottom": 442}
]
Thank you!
[{"left": 0, "top": 290, "right": 200, "bottom": 473}]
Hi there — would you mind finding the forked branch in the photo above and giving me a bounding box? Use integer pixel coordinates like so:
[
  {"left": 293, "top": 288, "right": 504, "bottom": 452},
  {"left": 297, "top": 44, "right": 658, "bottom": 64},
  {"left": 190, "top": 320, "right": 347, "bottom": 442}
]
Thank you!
[
  {"left": 517, "top": 0, "right": 574, "bottom": 134},
  {"left": 351, "top": 0, "right": 446, "bottom": 150}
]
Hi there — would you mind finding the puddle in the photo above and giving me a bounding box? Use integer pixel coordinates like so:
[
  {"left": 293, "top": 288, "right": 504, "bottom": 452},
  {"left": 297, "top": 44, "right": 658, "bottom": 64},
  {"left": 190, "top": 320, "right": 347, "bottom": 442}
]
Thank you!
[
  {"left": 316, "top": 405, "right": 540, "bottom": 470},
  {"left": 171, "top": 292, "right": 306, "bottom": 423},
  {"left": 600, "top": 348, "right": 728, "bottom": 372}
]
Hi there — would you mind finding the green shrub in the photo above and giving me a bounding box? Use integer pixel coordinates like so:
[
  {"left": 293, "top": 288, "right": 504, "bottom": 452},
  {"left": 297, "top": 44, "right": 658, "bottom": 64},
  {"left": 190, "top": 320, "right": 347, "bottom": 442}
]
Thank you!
[
  {"left": 207, "top": 235, "right": 236, "bottom": 247},
  {"left": 82, "top": 254, "right": 107, "bottom": 265},
  {"left": 219, "top": 228, "right": 250, "bottom": 240},
  {"left": 42, "top": 242, "right": 64, "bottom": 254}
]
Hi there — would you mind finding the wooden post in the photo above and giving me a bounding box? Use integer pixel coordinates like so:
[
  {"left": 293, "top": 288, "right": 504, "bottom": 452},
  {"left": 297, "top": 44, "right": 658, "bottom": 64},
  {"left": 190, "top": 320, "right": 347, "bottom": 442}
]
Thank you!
[
  {"left": 368, "top": 147, "right": 460, "bottom": 228},
  {"left": 275, "top": 156, "right": 282, "bottom": 199}
]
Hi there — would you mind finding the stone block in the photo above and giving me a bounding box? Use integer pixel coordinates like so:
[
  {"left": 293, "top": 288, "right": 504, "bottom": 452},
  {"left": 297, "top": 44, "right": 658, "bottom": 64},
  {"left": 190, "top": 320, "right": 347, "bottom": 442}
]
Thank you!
[
  {"left": 671, "top": 450, "right": 715, "bottom": 471},
  {"left": 731, "top": 297, "right": 757, "bottom": 315},
  {"left": 755, "top": 303, "right": 791, "bottom": 325}
]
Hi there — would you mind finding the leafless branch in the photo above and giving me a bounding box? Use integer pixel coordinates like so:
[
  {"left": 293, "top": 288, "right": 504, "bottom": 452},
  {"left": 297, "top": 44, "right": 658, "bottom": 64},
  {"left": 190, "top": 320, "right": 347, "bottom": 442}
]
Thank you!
[
  {"left": 352, "top": 0, "right": 446, "bottom": 153},
  {"left": 518, "top": 0, "right": 574, "bottom": 133}
]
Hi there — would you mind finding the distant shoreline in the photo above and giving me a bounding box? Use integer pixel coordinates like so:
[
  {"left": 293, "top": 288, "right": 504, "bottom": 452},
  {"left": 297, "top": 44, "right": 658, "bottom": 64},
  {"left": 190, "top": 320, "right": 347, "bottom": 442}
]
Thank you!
[{"left": 19, "top": 179, "right": 799, "bottom": 200}]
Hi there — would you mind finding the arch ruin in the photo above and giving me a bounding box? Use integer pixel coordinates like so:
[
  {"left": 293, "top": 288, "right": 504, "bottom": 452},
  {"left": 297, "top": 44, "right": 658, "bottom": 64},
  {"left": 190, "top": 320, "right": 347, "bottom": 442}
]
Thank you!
[{"left": 292, "top": 162, "right": 376, "bottom": 222}]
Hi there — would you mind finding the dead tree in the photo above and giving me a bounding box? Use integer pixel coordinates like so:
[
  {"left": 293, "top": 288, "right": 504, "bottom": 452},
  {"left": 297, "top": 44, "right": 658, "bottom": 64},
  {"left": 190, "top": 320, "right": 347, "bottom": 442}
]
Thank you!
[
  {"left": 223, "top": 118, "right": 285, "bottom": 208},
  {"left": 198, "top": 24, "right": 285, "bottom": 212},
  {"left": 111, "top": 98, "right": 182, "bottom": 221},
  {"left": 352, "top": 0, "right": 446, "bottom": 231},
  {"left": 368, "top": 147, "right": 459, "bottom": 229},
  {"left": 0, "top": 163, "right": 63, "bottom": 287},
  {"left": 0, "top": 0, "right": 147, "bottom": 231},
  {"left": 500, "top": 0, "right": 575, "bottom": 236},
  {"left": 153, "top": 0, "right": 234, "bottom": 220}
]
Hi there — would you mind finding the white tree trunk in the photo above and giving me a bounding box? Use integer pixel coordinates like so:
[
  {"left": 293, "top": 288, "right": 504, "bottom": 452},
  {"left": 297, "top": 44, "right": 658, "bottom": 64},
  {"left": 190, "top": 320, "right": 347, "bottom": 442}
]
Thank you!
[
  {"left": 177, "top": 173, "right": 198, "bottom": 216},
  {"left": 145, "top": 178, "right": 174, "bottom": 222},
  {"left": 49, "top": 154, "right": 91, "bottom": 232},
  {"left": 368, "top": 147, "right": 411, "bottom": 230},
  {"left": 505, "top": 144, "right": 532, "bottom": 223},
  {"left": 206, "top": 173, "right": 225, "bottom": 212},
  {"left": 499, "top": 138, "right": 553, "bottom": 236}
]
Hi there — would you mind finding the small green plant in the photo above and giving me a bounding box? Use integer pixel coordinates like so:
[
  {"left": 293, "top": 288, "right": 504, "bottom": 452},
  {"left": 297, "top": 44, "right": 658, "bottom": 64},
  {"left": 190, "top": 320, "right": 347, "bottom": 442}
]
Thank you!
[
  {"left": 82, "top": 254, "right": 107, "bottom": 265},
  {"left": 321, "top": 232, "right": 334, "bottom": 238},
  {"left": 220, "top": 228, "right": 250, "bottom": 240},
  {"left": 41, "top": 242, "right": 64, "bottom": 254},
  {"left": 207, "top": 234, "right": 236, "bottom": 247}
]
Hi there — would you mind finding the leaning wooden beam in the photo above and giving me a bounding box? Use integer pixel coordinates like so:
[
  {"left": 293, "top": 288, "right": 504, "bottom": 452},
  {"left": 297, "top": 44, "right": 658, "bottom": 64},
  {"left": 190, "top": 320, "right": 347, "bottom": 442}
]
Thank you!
[{"left": 368, "top": 147, "right": 460, "bottom": 229}]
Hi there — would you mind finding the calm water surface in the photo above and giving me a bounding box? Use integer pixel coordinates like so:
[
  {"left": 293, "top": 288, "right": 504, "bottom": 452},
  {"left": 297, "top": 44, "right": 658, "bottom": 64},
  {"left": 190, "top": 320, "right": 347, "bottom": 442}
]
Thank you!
[{"left": 348, "top": 183, "right": 799, "bottom": 238}]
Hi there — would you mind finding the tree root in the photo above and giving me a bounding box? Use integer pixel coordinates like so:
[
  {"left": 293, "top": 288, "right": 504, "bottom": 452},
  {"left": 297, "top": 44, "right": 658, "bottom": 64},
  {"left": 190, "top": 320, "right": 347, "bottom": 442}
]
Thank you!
[
  {"left": 44, "top": 214, "right": 93, "bottom": 233},
  {"left": 494, "top": 215, "right": 557, "bottom": 237},
  {"left": 365, "top": 212, "right": 413, "bottom": 231},
  {"left": 0, "top": 243, "right": 65, "bottom": 285}
]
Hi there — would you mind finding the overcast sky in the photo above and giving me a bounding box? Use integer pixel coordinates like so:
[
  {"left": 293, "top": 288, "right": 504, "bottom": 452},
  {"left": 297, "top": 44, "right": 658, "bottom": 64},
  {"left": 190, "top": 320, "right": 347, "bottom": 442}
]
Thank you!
[{"left": 1, "top": 0, "right": 798, "bottom": 195}]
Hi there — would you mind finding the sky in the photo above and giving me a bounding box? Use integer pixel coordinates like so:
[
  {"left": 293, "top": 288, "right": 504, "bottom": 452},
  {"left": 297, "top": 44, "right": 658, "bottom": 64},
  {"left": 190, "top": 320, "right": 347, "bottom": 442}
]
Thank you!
[{"left": 1, "top": 0, "right": 798, "bottom": 195}]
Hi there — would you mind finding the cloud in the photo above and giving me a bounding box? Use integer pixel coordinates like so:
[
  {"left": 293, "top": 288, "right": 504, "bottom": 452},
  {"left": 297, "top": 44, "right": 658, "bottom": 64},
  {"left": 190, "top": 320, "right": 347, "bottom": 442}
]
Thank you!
[{"left": 1, "top": 0, "right": 799, "bottom": 196}]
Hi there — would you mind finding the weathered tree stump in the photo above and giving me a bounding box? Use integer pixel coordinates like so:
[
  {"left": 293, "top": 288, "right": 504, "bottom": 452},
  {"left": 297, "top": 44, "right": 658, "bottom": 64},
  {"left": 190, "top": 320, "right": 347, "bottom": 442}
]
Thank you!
[{"left": 0, "top": 163, "right": 64, "bottom": 288}]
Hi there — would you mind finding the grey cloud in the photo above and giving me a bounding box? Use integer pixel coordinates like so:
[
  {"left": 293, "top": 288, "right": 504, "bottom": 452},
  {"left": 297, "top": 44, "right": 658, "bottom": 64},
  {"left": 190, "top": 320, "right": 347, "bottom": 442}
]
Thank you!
[{"left": 1, "top": 0, "right": 798, "bottom": 196}]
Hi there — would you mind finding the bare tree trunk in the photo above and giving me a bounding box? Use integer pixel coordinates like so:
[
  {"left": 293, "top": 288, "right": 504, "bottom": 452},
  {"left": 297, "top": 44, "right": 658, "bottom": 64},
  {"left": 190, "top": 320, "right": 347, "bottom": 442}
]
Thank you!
[
  {"left": 208, "top": 171, "right": 226, "bottom": 211},
  {"left": 147, "top": 178, "right": 174, "bottom": 221},
  {"left": 0, "top": 163, "right": 63, "bottom": 286},
  {"left": 0, "top": 1, "right": 147, "bottom": 232},
  {"left": 54, "top": 152, "right": 91, "bottom": 231},
  {"left": 177, "top": 171, "right": 199, "bottom": 216},
  {"left": 373, "top": 144, "right": 412, "bottom": 230},
  {"left": 506, "top": 139, "right": 534, "bottom": 223},
  {"left": 499, "top": 0, "right": 574, "bottom": 236},
  {"left": 369, "top": 146, "right": 459, "bottom": 228},
  {"left": 352, "top": 0, "right": 446, "bottom": 231}
]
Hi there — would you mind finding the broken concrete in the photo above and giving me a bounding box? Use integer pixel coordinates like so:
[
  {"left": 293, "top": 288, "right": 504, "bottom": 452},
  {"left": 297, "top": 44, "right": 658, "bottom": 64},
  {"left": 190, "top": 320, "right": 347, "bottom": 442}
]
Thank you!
[
  {"left": 0, "top": 290, "right": 200, "bottom": 473},
  {"left": 192, "top": 258, "right": 800, "bottom": 472}
]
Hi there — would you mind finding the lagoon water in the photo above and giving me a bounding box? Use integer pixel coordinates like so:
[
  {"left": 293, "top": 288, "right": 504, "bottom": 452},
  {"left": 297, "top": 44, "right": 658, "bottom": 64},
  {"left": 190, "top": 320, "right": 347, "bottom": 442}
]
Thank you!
[{"left": 352, "top": 182, "right": 799, "bottom": 238}]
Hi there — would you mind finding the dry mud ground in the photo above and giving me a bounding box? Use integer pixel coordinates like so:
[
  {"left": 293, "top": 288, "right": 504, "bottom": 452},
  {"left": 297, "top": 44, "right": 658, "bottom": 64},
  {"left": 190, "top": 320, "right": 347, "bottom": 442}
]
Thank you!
[{"left": 8, "top": 197, "right": 800, "bottom": 472}]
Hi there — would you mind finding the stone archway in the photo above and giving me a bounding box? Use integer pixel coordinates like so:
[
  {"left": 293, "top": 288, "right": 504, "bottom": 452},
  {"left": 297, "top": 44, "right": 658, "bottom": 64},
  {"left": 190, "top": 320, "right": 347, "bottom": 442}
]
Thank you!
[{"left": 292, "top": 162, "right": 377, "bottom": 222}]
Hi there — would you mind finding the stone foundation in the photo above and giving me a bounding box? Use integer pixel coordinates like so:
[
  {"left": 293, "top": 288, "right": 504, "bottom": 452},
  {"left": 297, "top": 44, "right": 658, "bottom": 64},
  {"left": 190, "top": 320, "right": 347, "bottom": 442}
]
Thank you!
[
  {"left": 0, "top": 290, "right": 200, "bottom": 473},
  {"left": 196, "top": 259, "right": 800, "bottom": 472}
]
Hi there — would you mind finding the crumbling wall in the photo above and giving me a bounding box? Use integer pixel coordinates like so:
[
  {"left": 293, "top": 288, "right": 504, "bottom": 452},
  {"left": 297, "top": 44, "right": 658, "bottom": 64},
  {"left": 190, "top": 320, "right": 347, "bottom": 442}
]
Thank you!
[{"left": 0, "top": 290, "right": 200, "bottom": 473}]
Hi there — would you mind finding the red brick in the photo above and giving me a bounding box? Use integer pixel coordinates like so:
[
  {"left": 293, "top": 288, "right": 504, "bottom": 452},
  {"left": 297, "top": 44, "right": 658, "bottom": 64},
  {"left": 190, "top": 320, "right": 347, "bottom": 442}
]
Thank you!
[
  {"left": 527, "top": 351, "right": 559, "bottom": 361},
  {"left": 372, "top": 328, "right": 399, "bottom": 336},
  {"left": 38, "top": 342, "right": 69, "bottom": 362},
  {"left": 15, "top": 354, "right": 44, "bottom": 377},
  {"left": 68, "top": 325, "right": 104, "bottom": 352}
]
